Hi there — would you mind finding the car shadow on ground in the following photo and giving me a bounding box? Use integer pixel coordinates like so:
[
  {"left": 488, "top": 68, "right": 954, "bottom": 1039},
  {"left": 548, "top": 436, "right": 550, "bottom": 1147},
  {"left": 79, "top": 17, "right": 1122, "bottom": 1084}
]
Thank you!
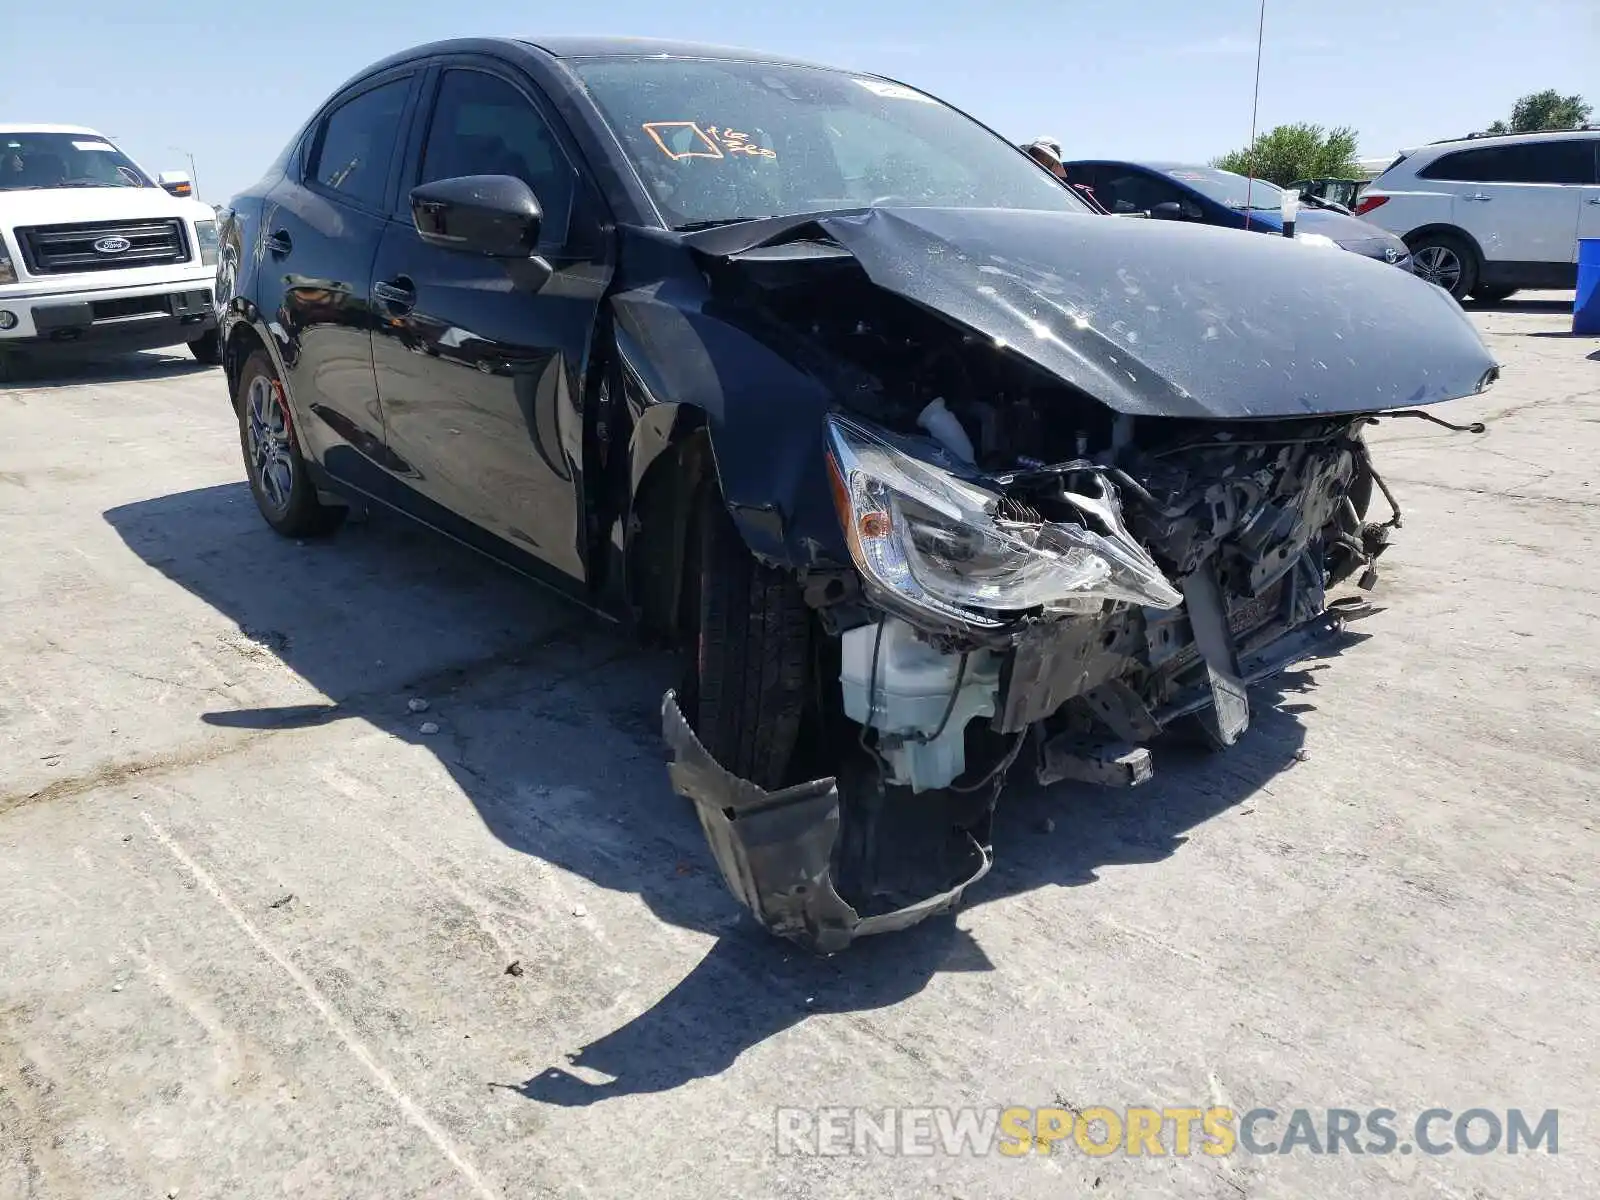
[
  {"left": 104, "top": 482, "right": 1350, "bottom": 1105},
  {"left": 1460, "top": 296, "right": 1574, "bottom": 316},
  {"left": 1, "top": 348, "right": 215, "bottom": 389}
]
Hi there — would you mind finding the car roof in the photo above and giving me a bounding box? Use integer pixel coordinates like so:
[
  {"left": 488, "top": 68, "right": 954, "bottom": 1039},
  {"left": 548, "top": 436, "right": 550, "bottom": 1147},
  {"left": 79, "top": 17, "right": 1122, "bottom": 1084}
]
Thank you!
[
  {"left": 0, "top": 123, "right": 105, "bottom": 136},
  {"left": 1063, "top": 159, "right": 1244, "bottom": 176},
  {"left": 352, "top": 35, "right": 846, "bottom": 76},
  {"left": 1423, "top": 127, "right": 1599, "bottom": 150},
  {"left": 515, "top": 35, "right": 838, "bottom": 70}
]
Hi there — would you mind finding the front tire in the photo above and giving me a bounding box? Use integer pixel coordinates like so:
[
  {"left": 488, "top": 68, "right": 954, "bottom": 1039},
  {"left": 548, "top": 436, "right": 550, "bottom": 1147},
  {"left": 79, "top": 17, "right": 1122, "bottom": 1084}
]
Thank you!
[
  {"left": 235, "top": 350, "right": 345, "bottom": 538},
  {"left": 1408, "top": 232, "right": 1478, "bottom": 301},
  {"left": 189, "top": 328, "right": 222, "bottom": 364},
  {"left": 682, "top": 486, "right": 811, "bottom": 790}
]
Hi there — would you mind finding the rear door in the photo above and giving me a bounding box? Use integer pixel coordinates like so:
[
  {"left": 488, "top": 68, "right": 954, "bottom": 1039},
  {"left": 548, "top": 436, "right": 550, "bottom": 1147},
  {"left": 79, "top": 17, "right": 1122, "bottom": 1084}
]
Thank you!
[
  {"left": 368, "top": 58, "right": 612, "bottom": 584},
  {"left": 262, "top": 69, "right": 419, "bottom": 486},
  {"left": 1417, "top": 141, "right": 1587, "bottom": 270}
]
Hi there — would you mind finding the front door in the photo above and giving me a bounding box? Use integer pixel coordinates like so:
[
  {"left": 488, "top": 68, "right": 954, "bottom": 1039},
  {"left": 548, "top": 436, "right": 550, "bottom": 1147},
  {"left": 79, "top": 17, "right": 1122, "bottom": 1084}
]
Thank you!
[
  {"left": 370, "top": 64, "right": 610, "bottom": 584},
  {"left": 1573, "top": 138, "right": 1600, "bottom": 251},
  {"left": 263, "top": 71, "right": 417, "bottom": 487}
]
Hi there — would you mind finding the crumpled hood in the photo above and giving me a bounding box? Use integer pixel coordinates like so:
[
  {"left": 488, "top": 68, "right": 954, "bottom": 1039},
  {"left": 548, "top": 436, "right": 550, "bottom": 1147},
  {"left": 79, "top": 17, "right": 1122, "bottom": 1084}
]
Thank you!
[{"left": 687, "top": 206, "right": 1498, "bottom": 420}]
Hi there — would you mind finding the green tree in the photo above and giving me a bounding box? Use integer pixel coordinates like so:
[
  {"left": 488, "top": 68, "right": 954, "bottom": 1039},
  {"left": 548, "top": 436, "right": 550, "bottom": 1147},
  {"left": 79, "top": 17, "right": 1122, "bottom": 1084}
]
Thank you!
[
  {"left": 1485, "top": 90, "right": 1591, "bottom": 134},
  {"left": 1212, "top": 123, "right": 1361, "bottom": 187}
]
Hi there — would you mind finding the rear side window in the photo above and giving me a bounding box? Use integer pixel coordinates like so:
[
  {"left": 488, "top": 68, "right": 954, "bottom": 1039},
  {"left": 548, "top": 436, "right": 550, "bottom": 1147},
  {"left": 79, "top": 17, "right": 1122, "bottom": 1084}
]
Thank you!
[
  {"left": 311, "top": 78, "right": 412, "bottom": 207},
  {"left": 1420, "top": 141, "right": 1597, "bottom": 185},
  {"left": 418, "top": 69, "right": 576, "bottom": 242}
]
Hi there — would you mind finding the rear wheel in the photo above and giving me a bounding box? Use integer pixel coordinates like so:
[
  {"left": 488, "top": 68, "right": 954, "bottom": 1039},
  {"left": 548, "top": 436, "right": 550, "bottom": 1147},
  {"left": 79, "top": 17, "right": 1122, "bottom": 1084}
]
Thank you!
[
  {"left": 1408, "top": 232, "right": 1478, "bottom": 301},
  {"left": 189, "top": 328, "right": 222, "bottom": 364},
  {"left": 681, "top": 485, "right": 811, "bottom": 790},
  {"left": 235, "top": 350, "right": 346, "bottom": 538}
]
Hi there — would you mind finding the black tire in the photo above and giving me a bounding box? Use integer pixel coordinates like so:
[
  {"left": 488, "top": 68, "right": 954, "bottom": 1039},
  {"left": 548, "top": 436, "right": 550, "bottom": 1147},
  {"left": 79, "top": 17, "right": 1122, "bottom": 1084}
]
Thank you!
[
  {"left": 189, "top": 328, "right": 223, "bottom": 364},
  {"left": 683, "top": 485, "right": 811, "bottom": 790},
  {"left": 234, "top": 350, "right": 346, "bottom": 538},
  {"left": 1468, "top": 284, "right": 1517, "bottom": 305},
  {"left": 1407, "top": 231, "right": 1478, "bottom": 301}
]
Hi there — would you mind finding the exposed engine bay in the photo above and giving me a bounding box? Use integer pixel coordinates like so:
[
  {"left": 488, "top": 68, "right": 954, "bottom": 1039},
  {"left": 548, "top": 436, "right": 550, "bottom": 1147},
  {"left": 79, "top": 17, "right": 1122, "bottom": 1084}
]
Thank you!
[{"left": 658, "top": 212, "right": 1493, "bottom": 955}]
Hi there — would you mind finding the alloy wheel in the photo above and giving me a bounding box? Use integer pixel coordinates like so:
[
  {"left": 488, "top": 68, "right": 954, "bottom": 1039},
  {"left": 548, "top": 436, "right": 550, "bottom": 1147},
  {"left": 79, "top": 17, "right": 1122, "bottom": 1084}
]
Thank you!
[
  {"left": 246, "top": 374, "right": 294, "bottom": 513},
  {"left": 1412, "top": 245, "right": 1462, "bottom": 292}
]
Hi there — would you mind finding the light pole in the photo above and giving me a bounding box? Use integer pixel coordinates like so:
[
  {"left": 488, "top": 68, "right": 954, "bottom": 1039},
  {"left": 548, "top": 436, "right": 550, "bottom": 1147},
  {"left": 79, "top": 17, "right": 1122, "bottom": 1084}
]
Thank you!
[{"left": 168, "top": 145, "right": 200, "bottom": 197}]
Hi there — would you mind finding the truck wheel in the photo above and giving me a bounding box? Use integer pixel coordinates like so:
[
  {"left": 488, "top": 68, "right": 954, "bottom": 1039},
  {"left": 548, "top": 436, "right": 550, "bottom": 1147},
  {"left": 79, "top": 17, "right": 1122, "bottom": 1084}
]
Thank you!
[
  {"left": 683, "top": 485, "right": 811, "bottom": 790},
  {"left": 235, "top": 350, "right": 345, "bottom": 538},
  {"left": 189, "top": 329, "right": 223, "bottom": 365}
]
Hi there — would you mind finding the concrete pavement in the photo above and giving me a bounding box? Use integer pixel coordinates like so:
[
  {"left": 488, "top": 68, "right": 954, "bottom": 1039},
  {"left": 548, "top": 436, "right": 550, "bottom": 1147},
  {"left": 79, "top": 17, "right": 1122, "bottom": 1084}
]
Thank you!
[{"left": 1, "top": 295, "right": 1596, "bottom": 1199}]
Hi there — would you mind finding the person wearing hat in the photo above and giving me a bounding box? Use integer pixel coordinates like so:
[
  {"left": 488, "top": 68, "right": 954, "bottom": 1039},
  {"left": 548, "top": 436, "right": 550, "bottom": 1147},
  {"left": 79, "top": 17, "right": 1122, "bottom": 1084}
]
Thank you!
[
  {"left": 1020, "top": 137, "right": 1108, "bottom": 213},
  {"left": 1023, "top": 137, "right": 1067, "bottom": 181}
]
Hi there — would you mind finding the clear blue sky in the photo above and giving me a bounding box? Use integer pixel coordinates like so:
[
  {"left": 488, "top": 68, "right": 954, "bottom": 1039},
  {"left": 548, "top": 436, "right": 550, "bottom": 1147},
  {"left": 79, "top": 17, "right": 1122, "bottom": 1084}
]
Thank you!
[{"left": 5, "top": 0, "right": 1595, "bottom": 203}]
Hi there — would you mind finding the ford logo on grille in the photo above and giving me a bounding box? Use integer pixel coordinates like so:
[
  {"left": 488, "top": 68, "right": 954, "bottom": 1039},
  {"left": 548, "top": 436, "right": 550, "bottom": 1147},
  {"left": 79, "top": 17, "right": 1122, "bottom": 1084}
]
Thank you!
[{"left": 93, "top": 236, "right": 132, "bottom": 254}]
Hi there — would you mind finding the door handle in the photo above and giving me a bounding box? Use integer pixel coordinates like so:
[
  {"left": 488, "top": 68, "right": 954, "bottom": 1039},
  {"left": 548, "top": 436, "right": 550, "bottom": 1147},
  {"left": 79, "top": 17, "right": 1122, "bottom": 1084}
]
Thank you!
[
  {"left": 372, "top": 277, "right": 417, "bottom": 314},
  {"left": 1588, "top": 196, "right": 1600, "bottom": 205},
  {"left": 266, "top": 229, "right": 293, "bottom": 256},
  {"left": 1464, "top": 193, "right": 1492, "bottom": 202}
]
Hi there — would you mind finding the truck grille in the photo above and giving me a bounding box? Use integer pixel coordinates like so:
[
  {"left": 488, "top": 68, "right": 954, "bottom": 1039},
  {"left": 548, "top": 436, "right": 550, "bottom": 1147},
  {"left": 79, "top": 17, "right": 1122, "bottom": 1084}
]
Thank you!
[{"left": 16, "top": 219, "right": 190, "bottom": 275}]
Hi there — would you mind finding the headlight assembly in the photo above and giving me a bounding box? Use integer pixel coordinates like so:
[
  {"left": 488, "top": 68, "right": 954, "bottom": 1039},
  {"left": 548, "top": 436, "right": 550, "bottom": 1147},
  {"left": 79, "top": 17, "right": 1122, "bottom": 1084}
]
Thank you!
[
  {"left": 194, "top": 219, "right": 220, "bottom": 267},
  {"left": 0, "top": 238, "right": 16, "bottom": 285},
  {"left": 825, "top": 415, "right": 1182, "bottom": 629}
]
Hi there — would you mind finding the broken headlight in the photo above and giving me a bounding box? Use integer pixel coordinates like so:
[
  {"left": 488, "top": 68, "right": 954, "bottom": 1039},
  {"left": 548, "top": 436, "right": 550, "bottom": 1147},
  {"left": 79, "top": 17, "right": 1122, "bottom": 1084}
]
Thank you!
[{"left": 825, "top": 415, "right": 1181, "bottom": 627}]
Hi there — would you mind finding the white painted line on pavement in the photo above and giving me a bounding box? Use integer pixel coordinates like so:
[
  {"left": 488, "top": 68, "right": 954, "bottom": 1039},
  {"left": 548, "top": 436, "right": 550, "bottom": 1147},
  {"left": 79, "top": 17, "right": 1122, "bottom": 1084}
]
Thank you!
[{"left": 139, "top": 810, "right": 502, "bottom": 1200}]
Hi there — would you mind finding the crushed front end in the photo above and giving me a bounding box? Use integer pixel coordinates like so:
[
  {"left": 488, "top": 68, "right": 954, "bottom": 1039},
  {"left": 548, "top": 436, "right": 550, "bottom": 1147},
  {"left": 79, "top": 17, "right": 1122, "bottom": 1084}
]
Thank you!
[
  {"left": 664, "top": 403, "right": 1430, "bottom": 952},
  {"left": 653, "top": 208, "right": 1495, "bottom": 953}
]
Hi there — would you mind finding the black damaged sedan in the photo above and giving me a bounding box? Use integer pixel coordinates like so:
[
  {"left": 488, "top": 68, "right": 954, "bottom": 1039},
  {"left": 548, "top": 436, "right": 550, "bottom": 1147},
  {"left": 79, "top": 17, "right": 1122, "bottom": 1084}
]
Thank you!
[{"left": 216, "top": 37, "right": 1498, "bottom": 953}]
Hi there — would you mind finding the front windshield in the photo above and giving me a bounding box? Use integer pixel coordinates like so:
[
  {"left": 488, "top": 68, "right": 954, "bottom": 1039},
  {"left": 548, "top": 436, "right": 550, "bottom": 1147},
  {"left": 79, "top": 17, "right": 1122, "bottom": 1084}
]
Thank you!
[
  {"left": 572, "top": 57, "right": 1093, "bottom": 229},
  {"left": 1162, "top": 166, "right": 1285, "bottom": 211},
  {"left": 0, "top": 131, "right": 153, "bottom": 191}
]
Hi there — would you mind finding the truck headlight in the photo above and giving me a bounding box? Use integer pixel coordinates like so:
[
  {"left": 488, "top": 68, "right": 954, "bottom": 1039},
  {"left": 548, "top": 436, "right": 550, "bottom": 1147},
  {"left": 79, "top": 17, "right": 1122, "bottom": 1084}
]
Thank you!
[
  {"left": 0, "top": 239, "right": 16, "bottom": 285},
  {"left": 194, "top": 219, "right": 220, "bottom": 266},
  {"left": 825, "top": 415, "right": 1181, "bottom": 628}
]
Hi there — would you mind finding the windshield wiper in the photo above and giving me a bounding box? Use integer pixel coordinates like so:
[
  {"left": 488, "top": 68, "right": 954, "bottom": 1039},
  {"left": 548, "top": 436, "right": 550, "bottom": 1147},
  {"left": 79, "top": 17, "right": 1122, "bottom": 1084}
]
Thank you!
[{"left": 675, "top": 216, "right": 779, "bottom": 232}]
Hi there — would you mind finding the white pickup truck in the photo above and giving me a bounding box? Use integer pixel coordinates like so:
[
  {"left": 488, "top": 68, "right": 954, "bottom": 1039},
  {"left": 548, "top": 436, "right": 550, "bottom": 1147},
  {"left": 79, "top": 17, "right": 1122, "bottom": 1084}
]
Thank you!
[{"left": 0, "top": 124, "right": 221, "bottom": 379}]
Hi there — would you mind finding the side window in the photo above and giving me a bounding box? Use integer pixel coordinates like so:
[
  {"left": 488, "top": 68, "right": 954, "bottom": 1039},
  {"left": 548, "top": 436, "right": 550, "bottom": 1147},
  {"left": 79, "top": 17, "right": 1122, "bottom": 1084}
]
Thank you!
[
  {"left": 1068, "top": 164, "right": 1104, "bottom": 191},
  {"left": 1421, "top": 147, "right": 1503, "bottom": 183},
  {"left": 1099, "top": 171, "right": 1187, "bottom": 215},
  {"left": 1524, "top": 140, "right": 1598, "bottom": 184},
  {"left": 419, "top": 70, "right": 575, "bottom": 243},
  {"left": 1422, "top": 142, "right": 1593, "bottom": 185},
  {"left": 310, "top": 78, "right": 411, "bottom": 208}
]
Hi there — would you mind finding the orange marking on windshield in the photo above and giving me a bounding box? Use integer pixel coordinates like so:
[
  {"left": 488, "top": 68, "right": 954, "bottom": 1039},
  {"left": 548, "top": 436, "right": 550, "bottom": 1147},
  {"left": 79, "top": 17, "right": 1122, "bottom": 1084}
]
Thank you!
[
  {"left": 643, "top": 122, "right": 724, "bottom": 160},
  {"left": 645, "top": 121, "right": 778, "bottom": 162}
]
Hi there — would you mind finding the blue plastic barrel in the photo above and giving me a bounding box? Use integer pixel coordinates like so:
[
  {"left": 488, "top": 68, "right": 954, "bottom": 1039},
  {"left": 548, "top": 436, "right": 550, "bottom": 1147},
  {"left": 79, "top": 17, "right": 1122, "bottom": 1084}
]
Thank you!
[{"left": 1576, "top": 238, "right": 1600, "bottom": 335}]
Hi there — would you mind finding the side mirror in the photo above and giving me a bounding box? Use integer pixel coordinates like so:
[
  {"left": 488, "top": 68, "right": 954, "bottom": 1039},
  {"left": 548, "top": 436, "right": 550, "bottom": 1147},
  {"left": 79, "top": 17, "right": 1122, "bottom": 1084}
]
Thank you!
[
  {"left": 410, "top": 175, "right": 542, "bottom": 257},
  {"left": 158, "top": 171, "right": 194, "bottom": 198},
  {"left": 1148, "top": 201, "right": 1187, "bottom": 221}
]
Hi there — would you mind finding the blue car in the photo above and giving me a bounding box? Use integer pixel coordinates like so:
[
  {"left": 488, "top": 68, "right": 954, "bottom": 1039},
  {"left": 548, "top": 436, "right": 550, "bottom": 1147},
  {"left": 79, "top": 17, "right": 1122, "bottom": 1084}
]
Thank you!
[{"left": 1062, "top": 160, "right": 1413, "bottom": 270}]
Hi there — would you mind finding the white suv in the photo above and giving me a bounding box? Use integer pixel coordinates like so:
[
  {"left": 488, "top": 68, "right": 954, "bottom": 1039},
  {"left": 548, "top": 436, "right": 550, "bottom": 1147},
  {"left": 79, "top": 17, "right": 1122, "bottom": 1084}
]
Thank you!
[
  {"left": 1356, "top": 128, "right": 1600, "bottom": 301},
  {"left": 0, "top": 125, "right": 221, "bottom": 379}
]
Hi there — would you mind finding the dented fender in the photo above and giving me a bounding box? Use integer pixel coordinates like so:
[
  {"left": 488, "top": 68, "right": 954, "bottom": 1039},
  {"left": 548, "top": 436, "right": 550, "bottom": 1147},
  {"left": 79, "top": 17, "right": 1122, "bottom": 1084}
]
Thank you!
[{"left": 610, "top": 273, "right": 848, "bottom": 570}]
